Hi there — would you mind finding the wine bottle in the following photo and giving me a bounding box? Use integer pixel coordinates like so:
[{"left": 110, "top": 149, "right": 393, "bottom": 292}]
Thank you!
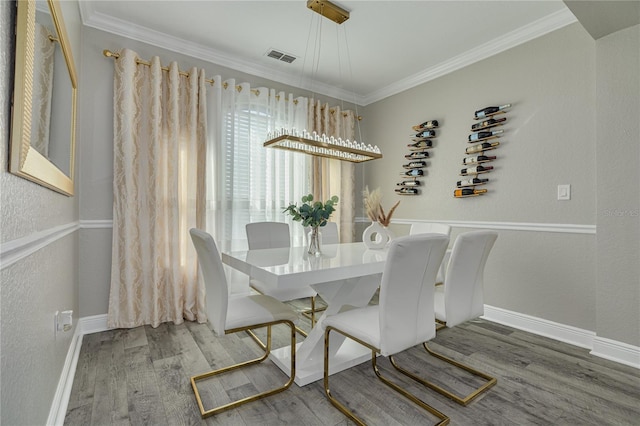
[
  {"left": 456, "top": 177, "right": 489, "bottom": 187},
  {"left": 463, "top": 155, "right": 496, "bottom": 165},
  {"left": 402, "top": 169, "right": 423, "bottom": 177},
  {"left": 396, "top": 187, "right": 419, "bottom": 195},
  {"left": 468, "top": 129, "right": 503, "bottom": 142},
  {"left": 474, "top": 104, "right": 511, "bottom": 119},
  {"left": 397, "top": 180, "right": 421, "bottom": 187},
  {"left": 466, "top": 141, "right": 500, "bottom": 154},
  {"left": 403, "top": 161, "right": 426, "bottom": 169},
  {"left": 412, "top": 120, "right": 439, "bottom": 132},
  {"left": 405, "top": 151, "right": 430, "bottom": 159},
  {"left": 471, "top": 117, "right": 506, "bottom": 131},
  {"left": 407, "top": 140, "right": 432, "bottom": 149},
  {"left": 454, "top": 188, "right": 487, "bottom": 197},
  {"left": 460, "top": 165, "right": 493, "bottom": 175},
  {"left": 413, "top": 129, "right": 436, "bottom": 138}
]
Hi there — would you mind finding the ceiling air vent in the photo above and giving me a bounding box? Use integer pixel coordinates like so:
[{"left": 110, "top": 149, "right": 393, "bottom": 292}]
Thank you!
[{"left": 266, "top": 49, "right": 297, "bottom": 64}]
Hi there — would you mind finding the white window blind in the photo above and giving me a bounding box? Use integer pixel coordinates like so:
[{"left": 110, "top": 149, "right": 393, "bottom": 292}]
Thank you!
[{"left": 207, "top": 83, "right": 311, "bottom": 251}]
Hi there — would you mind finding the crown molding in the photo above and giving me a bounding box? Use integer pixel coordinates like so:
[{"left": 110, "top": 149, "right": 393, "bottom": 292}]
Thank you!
[
  {"left": 81, "top": 3, "right": 574, "bottom": 106},
  {"left": 361, "top": 8, "right": 577, "bottom": 105},
  {"left": 79, "top": 2, "right": 365, "bottom": 105}
]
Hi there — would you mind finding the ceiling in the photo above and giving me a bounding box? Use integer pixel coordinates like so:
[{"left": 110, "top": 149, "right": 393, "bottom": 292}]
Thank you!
[{"left": 81, "top": 1, "right": 582, "bottom": 105}]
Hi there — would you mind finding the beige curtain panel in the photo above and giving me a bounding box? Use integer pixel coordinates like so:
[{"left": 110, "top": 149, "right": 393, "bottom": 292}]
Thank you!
[
  {"left": 309, "top": 100, "right": 356, "bottom": 242},
  {"left": 108, "top": 49, "right": 206, "bottom": 328}
]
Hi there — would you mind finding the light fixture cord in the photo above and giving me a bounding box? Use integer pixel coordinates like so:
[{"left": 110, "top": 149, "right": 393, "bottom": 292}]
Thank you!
[{"left": 342, "top": 23, "right": 363, "bottom": 143}]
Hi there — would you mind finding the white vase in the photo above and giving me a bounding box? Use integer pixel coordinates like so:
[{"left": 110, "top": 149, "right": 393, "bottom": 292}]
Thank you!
[{"left": 362, "top": 221, "right": 393, "bottom": 250}]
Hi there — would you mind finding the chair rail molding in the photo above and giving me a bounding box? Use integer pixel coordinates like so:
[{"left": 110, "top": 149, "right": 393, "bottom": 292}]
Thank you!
[
  {"left": 79, "top": 219, "right": 113, "bottom": 229},
  {"left": 0, "top": 221, "right": 79, "bottom": 270},
  {"left": 357, "top": 217, "right": 596, "bottom": 235}
]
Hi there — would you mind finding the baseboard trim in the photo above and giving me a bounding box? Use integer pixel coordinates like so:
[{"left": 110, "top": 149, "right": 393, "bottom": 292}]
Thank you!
[
  {"left": 591, "top": 336, "right": 640, "bottom": 369},
  {"left": 79, "top": 314, "right": 111, "bottom": 335},
  {"left": 46, "top": 315, "right": 111, "bottom": 424},
  {"left": 482, "top": 305, "right": 596, "bottom": 349},
  {"left": 46, "top": 327, "right": 83, "bottom": 426},
  {"left": 483, "top": 305, "right": 640, "bottom": 369}
]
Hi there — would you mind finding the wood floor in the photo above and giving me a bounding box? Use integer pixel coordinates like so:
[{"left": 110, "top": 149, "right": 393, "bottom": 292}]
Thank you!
[{"left": 64, "top": 301, "right": 640, "bottom": 425}]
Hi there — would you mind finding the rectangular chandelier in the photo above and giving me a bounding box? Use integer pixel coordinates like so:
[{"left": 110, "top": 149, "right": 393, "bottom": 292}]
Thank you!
[{"left": 264, "top": 129, "right": 382, "bottom": 163}]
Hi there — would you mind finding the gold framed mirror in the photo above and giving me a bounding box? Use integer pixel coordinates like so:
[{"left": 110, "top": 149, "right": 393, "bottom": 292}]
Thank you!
[{"left": 10, "top": 0, "right": 77, "bottom": 196}]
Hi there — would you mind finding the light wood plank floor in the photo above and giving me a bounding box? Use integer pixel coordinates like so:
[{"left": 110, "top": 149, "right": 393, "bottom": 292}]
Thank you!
[{"left": 64, "top": 301, "right": 640, "bottom": 425}]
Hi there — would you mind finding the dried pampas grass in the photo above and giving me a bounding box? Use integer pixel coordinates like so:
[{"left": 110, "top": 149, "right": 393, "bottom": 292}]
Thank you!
[{"left": 363, "top": 186, "right": 400, "bottom": 227}]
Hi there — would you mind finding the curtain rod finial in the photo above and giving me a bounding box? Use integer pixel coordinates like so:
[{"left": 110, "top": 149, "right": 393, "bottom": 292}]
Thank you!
[{"left": 103, "top": 49, "right": 119, "bottom": 58}]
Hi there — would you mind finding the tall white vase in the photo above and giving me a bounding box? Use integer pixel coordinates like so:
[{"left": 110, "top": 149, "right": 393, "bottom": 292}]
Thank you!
[{"left": 362, "top": 221, "right": 393, "bottom": 249}]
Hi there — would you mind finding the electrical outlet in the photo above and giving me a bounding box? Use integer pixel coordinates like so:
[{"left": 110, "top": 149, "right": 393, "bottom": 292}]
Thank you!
[
  {"left": 54, "top": 310, "right": 73, "bottom": 335},
  {"left": 60, "top": 310, "right": 73, "bottom": 332}
]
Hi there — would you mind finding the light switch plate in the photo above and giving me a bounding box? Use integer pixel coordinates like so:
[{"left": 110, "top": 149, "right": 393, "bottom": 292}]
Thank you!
[{"left": 558, "top": 184, "right": 571, "bottom": 201}]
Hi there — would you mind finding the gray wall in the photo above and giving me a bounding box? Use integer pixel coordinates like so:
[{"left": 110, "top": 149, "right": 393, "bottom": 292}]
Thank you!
[
  {"left": 0, "top": 1, "right": 81, "bottom": 424},
  {"left": 595, "top": 25, "right": 640, "bottom": 346},
  {"left": 361, "top": 22, "right": 639, "bottom": 347}
]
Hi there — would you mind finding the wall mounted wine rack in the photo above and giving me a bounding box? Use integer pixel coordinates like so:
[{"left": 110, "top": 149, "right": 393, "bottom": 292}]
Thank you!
[
  {"left": 397, "top": 119, "right": 439, "bottom": 195},
  {"left": 454, "top": 104, "right": 511, "bottom": 198}
]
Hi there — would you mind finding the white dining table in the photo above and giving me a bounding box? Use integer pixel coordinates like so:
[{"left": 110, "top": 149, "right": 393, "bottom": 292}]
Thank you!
[{"left": 222, "top": 242, "right": 389, "bottom": 386}]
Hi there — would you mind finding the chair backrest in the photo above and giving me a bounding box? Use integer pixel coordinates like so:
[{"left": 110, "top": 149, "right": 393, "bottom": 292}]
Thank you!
[
  {"left": 189, "top": 228, "right": 228, "bottom": 336},
  {"left": 443, "top": 230, "right": 498, "bottom": 328},
  {"left": 409, "top": 222, "right": 452, "bottom": 237},
  {"left": 378, "top": 233, "right": 449, "bottom": 356},
  {"left": 305, "top": 221, "right": 339, "bottom": 244},
  {"left": 246, "top": 222, "right": 291, "bottom": 250}
]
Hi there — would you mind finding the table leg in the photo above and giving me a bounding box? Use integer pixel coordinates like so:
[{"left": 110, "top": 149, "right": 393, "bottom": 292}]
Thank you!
[{"left": 269, "top": 273, "right": 382, "bottom": 386}]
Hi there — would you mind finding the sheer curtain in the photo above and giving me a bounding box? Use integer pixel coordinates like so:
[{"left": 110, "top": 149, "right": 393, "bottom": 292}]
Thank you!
[
  {"left": 309, "top": 100, "right": 356, "bottom": 242},
  {"left": 108, "top": 49, "right": 206, "bottom": 328},
  {"left": 206, "top": 78, "right": 312, "bottom": 251}
]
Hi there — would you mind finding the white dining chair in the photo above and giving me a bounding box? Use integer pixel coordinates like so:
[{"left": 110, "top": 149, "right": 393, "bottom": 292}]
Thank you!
[
  {"left": 246, "top": 222, "right": 320, "bottom": 342},
  {"left": 410, "top": 222, "right": 452, "bottom": 284},
  {"left": 323, "top": 233, "right": 450, "bottom": 426},
  {"left": 188, "top": 228, "right": 297, "bottom": 418},
  {"left": 395, "top": 230, "right": 498, "bottom": 406}
]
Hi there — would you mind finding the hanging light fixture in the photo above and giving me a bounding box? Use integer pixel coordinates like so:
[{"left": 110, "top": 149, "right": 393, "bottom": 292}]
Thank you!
[{"left": 263, "top": 0, "right": 383, "bottom": 163}]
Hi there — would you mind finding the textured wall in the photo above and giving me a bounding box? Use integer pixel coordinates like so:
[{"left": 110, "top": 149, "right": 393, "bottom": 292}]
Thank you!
[
  {"left": 595, "top": 24, "right": 640, "bottom": 347},
  {"left": 0, "top": 1, "right": 80, "bottom": 424},
  {"left": 361, "top": 23, "right": 599, "bottom": 331}
]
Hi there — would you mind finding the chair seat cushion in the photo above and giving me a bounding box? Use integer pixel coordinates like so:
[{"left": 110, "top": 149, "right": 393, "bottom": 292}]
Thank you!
[
  {"left": 322, "top": 305, "right": 381, "bottom": 350},
  {"left": 250, "top": 279, "right": 317, "bottom": 301},
  {"left": 226, "top": 294, "right": 299, "bottom": 330},
  {"left": 434, "top": 286, "right": 445, "bottom": 323}
]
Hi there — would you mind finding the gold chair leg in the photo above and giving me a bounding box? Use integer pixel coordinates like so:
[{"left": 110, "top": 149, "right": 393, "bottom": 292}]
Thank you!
[
  {"left": 247, "top": 287, "right": 310, "bottom": 348},
  {"left": 324, "top": 326, "right": 450, "bottom": 426},
  {"left": 246, "top": 323, "right": 307, "bottom": 352},
  {"left": 389, "top": 343, "right": 496, "bottom": 406},
  {"left": 191, "top": 320, "right": 296, "bottom": 418},
  {"left": 300, "top": 295, "right": 327, "bottom": 327}
]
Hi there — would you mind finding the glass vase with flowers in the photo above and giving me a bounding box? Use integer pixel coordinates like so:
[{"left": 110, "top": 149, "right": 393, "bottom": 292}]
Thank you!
[{"left": 284, "top": 194, "right": 339, "bottom": 256}]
